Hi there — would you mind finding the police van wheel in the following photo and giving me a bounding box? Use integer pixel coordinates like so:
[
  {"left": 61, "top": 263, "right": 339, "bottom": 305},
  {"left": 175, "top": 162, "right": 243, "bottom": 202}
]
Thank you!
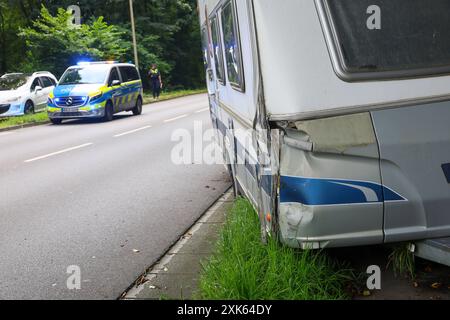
[
  {"left": 50, "top": 118, "right": 62, "bottom": 125},
  {"left": 132, "top": 98, "right": 143, "bottom": 116},
  {"left": 103, "top": 102, "right": 114, "bottom": 122}
]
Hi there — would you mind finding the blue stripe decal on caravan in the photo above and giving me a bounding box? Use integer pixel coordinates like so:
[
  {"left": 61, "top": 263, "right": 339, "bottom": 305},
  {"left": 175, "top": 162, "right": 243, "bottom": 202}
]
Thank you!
[{"left": 280, "top": 176, "right": 406, "bottom": 206}]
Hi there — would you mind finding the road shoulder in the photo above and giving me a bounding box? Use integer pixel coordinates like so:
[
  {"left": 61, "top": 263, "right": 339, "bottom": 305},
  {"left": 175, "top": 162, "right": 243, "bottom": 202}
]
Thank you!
[{"left": 122, "top": 190, "right": 233, "bottom": 300}]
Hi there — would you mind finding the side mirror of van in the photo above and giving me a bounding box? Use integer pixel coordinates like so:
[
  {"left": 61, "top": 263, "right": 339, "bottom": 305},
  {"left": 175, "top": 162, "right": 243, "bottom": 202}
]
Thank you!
[
  {"left": 111, "top": 80, "right": 121, "bottom": 87},
  {"left": 34, "top": 86, "right": 43, "bottom": 93}
]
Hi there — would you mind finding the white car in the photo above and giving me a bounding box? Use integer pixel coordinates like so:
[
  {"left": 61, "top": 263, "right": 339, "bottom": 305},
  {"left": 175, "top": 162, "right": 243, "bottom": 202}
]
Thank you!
[{"left": 0, "top": 72, "right": 58, "bottom": 116}]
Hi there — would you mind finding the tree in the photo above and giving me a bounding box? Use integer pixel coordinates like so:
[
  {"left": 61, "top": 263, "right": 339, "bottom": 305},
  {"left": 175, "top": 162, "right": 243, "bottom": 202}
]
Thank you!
[
  {"left": 0, "top": 0, "right": 205, "bottom": 89},
  {"left": 18, "top": 6, "right": 130, "bottom": 77},
  {"left": 0, "top": 1, "right": 29, "bottom": 72}
]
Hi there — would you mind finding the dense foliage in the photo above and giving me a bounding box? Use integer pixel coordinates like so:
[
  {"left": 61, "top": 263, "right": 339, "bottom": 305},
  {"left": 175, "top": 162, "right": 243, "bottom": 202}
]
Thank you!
[{"left": 0, "top": 0, "right": 205, "bottom": 89}]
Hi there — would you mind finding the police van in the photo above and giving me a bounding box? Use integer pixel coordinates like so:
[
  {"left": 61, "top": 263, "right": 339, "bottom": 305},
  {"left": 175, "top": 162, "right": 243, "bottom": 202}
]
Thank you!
[
  {"left": 48, "top": 62, "right": 143, "bottom": 124},
  {"left": 198, "top": 0, "right": 450, "bottom": 265}
]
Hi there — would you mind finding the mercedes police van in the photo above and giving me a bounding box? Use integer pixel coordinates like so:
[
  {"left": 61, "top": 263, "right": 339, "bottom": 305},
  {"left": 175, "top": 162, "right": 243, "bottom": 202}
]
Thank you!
[
  {"left": 198, "top": 0, "right": 450, "bottom": 265},
  {"left": 48, "top": 62, "right": 143, "bottom": 124}
]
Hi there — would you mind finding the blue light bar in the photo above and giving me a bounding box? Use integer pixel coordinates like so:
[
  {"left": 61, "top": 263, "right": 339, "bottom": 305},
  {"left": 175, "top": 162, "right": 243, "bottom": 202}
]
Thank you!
[{"left": 77, "top": 61, "right": 118, "bottom": 66}]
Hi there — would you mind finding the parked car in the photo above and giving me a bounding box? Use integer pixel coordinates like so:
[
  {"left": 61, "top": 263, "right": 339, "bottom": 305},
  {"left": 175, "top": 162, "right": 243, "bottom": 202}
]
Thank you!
[
  {"left": 47, "top": 61, "right": 143, "bottom": 124},
  {"left": 0, "top": 72, "right": 57, "bottom": 116}
]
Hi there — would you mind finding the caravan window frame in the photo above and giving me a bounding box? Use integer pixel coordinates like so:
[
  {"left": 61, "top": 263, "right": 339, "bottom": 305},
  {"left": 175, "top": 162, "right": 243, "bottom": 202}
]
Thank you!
[
  {"left": 220, "top": 0, "right": 245, "bottom": 92},
  {"left": 316, "top": 0, "right": 450, "bottom": 82},
  {"left": 210, "top": 15, "right": 226, "bottom": 85},
  {"left": 201, "top": 25, "right": 209, "bottom": 69}
]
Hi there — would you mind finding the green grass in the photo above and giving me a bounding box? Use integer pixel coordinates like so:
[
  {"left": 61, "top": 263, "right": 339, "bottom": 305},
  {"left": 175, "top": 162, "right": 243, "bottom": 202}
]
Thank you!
[
  {"left": 0, "top": 112, "right": 49, "bottom": 129},
  {"left": 142, "top": 88, "right": 206, "bottom": 105},
  {"left": 387, "top": 243, "right": 416, "bottom": 279},
  {"left": 0, "top": 89, "right": 207, "bottom": 130},
  {"left": 197, "top": 198, "right": 353, "bottom": 300}
]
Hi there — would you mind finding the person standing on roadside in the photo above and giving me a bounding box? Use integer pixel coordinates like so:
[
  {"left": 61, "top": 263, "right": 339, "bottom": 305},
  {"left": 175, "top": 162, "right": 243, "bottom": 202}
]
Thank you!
[{"left": 148, "top": 64, "right": 162, "bottom": 99}]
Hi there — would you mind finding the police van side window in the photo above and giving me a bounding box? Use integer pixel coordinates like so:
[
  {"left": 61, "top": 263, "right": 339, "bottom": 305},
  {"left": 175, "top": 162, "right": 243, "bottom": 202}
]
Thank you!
[
  {"left": 119, "top": 66, "right": 140, "bottom": 83},
  {"left": 119, "top": 67, "right": 129, "bottom": 83},
  {"left": 108, "top": 68, "right": 121, "bottom": 86},
  {"left": 127, "top": 67, "right": 140, "bottom": 81},
  {"left": 210, "top": 16, "right": 226, "bottom": 85},
  {"left": 221, "top": 0, "right": 245, "bottom": 91}
]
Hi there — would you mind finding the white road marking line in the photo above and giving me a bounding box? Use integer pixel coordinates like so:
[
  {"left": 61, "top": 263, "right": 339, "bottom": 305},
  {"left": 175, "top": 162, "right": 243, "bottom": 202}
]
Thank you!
[
  {"left": 114, "top": 126, "right": 152, "bottom": 138},
  {"left": 195, "top": 107, "right": 209, "bottom": 113},
  {"left": 0, "top": 132, "right": 14, "bottom": 137},
  {"left": 164, "top": 114, "right": 188, "bottom": 123},
  {"left": 25, "top": 143, "right": 93, "bottom": 163}
]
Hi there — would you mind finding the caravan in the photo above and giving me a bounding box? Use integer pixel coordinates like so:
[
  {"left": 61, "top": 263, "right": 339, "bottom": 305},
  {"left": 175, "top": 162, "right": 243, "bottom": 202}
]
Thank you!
[{"left": 197, "top": 0, "right": 450, "bottom": 259}]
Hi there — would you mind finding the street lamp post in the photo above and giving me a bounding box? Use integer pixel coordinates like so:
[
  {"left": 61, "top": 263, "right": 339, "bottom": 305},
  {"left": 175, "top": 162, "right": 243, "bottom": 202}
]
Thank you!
[{"left": 129, "top": 0, "right": 139, "bottom": 69}]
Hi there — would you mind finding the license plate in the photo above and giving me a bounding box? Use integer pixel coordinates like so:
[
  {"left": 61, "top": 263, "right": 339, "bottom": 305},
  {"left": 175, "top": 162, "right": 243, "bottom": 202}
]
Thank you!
[{"left": 62, "top": 108, "right": 78, "bottom": 113}]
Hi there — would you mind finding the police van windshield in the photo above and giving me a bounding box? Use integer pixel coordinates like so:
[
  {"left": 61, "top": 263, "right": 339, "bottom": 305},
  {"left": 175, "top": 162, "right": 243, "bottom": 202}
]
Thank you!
[
  {"left": 59, "top": 65, "right": 109, "bottom": 85},
  {"left": 324, "top": 0, "right": 450, "bottom": 78},
  {"left": 0, "top": 74, "right": 29, "bottom": 91}
]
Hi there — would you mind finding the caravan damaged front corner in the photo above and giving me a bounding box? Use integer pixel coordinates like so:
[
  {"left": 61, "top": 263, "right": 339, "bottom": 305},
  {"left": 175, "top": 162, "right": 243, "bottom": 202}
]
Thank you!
[{"left": 253, "top": 0, "right": 450, "bottom": 248}]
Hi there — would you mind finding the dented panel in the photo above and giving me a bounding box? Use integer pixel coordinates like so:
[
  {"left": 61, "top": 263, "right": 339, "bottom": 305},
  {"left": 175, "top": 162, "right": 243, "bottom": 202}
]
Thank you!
[
  {"left": 294, "top": 113, "right": 378, "bottom": 155},
  {"left": 278, "top": 138, "right": 384, "bottom": 248}
]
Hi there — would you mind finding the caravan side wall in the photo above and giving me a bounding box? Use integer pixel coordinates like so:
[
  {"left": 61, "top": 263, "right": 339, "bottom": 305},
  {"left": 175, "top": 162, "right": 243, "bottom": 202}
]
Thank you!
[{"left": 198, "top": 0, "right": 269, "bottom": 216}]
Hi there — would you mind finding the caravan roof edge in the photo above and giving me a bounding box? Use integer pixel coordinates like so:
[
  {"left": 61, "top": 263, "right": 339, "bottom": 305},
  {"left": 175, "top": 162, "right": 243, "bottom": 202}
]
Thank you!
[{"left": 268, "top": 93, "right": 450, "bottom": 122}]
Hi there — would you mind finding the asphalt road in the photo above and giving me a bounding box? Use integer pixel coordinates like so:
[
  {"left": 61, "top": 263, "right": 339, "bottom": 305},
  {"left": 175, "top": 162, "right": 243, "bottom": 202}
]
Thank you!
[{"left": 0, "top": 94, "right": 231, "bottom": 299}]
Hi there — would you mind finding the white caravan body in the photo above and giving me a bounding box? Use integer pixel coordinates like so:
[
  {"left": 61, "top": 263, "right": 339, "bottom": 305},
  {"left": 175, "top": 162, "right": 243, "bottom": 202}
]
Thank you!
[{"left": 198, "top": 0, "right": 450, "bottom": 252}]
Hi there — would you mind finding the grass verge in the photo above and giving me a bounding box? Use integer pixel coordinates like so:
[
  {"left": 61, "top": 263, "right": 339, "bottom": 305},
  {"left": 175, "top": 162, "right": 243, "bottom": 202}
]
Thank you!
[
  {"left": 198, "top": 198, "right": 353, "bottom": 300},
  {"left": 0, "top": 89, "right": 207, "bottom": 130},
  {"left": 387, "top": 243, "right": 416, "bottom": 279},
  {"left": 142, "top": 88, "right": 206, "bottom": 105},
  {"left": 0, "top": 112, "right": 49, "bottom": 129}
]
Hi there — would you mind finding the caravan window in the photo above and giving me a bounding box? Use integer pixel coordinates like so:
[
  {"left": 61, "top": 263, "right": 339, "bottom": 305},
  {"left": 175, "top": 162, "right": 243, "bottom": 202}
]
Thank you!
[
  {"left": 210, "top": 16, "right": 226, "bottom": 84},
  {"left": 322, "top": 0, "right": 450, "bottom": 80},
  {"left": 221, "top": 0, "right": 245, "bottom": 91}
]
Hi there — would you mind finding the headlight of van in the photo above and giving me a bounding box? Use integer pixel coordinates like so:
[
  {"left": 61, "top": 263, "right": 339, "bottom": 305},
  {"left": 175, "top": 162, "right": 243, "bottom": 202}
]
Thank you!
[{"left": 90, "top": 92, "right": 103, "bottom": 102}]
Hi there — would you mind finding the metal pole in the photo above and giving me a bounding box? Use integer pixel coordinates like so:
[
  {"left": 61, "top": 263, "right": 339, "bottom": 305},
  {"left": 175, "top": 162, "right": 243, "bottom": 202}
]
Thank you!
[{"left": 129, "top": 0, "right": 139, "bottom": 69}]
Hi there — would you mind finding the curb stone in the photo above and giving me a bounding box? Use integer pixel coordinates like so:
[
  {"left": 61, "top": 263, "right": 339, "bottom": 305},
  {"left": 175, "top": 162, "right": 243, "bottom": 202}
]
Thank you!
[{"left": 0, "top": 121, "right": 50, "bottom": 133}]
